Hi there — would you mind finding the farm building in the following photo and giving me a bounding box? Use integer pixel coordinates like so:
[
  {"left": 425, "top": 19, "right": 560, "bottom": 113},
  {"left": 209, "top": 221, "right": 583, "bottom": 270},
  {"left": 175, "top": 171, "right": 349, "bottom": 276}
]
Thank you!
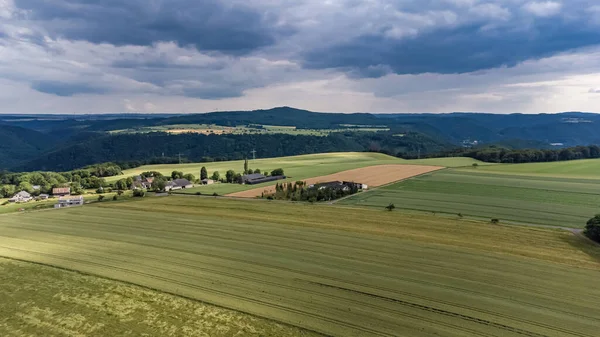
[
  {"left": 54, "top": 196, "right": 84, "bottom": 208},
  {"left": 201, "top": 179, "right": 215, "bottom": 185},
  {"left": 165, "top": 178, "right": 194, "bottom": 191},
  {"left": 310, "top": 181, "right": 365, "bottom": 192},
  {"left": 133, "top": 176, "right": 154, "bottom": 189},
  {"left": 8, "top": 191, "right": 33, "bottom": 203},
  {"left": 52, "top": 187, "right": 71, "bottom": 196},
  {"left": 242, "top": 173, "right": 286, "bottom": 185}
]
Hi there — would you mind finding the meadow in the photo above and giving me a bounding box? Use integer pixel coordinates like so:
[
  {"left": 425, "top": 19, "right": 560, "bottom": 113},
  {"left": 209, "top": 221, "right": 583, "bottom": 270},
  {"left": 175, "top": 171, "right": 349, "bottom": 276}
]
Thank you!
[
  {"left": 0, "top": 196, "right": 599, "bottom": 336},
  {"left": 339, "top": 170, "right": 600, "bottom": 228}
]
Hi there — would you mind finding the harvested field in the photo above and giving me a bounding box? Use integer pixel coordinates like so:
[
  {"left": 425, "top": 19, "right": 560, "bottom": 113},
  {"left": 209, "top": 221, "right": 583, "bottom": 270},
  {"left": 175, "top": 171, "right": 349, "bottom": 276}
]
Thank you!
[{"left": 227, "top": 164, "right": 443, "bottom": 198}]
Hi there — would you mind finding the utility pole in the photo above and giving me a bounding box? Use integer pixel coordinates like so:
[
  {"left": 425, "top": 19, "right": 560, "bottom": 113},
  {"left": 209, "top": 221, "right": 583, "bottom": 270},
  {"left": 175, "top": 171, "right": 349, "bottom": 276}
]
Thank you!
[
  {"left": 178, "top": 153, "right": 182, "bottom": 164},
  {"left": 251, "top": 149, "right": 257, "bottom": 161},
  {"left": 418, "top": 148, "right": 421, "bottom": 160}
]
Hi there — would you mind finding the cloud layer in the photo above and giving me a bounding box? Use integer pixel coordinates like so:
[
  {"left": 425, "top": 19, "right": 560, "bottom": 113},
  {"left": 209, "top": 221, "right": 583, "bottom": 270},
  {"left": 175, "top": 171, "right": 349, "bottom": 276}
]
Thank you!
[{"left": 1, "top": 0, "right": 600, "bottom": 113}]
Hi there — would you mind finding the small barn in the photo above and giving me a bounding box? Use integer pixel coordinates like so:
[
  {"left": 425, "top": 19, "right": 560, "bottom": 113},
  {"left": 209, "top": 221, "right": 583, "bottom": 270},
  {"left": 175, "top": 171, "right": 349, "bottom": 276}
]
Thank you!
[{"left": 8, "top": 191, "right": 33, "bottom": 203}]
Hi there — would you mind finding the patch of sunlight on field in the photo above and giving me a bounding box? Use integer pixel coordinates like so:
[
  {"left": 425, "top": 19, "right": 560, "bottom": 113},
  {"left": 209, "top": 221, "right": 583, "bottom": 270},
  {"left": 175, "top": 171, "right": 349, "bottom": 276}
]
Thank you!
[
  {"left": 0, "top": 258, "right": 319, "bottom": 337},
  {"left": 1, "top": 197, "right": 599, "bottom": 336},
  {"left": 459, "top": 158, "right": 600, "bottom": 179}
]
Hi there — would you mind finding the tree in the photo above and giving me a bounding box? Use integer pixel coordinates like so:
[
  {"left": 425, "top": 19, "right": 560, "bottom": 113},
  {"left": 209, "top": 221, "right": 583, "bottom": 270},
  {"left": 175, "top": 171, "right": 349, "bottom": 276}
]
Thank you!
[
  {"left": 0, "top": 184, "right": 15, "bottom": 198},
  {"left": 211, "top": 171, "right": 220, "bottom": 181},
  {"left": 472, "top": 163, "right": 478, "bottom": 168},
  {"left": 97, "top": 195, "right": 105, "bottom": 201},
  {"left": 244, "top": 158, "right": 249, "bottom": 174},
  {"left": 584, "top": 214, "right": 600, "bottom": 243},
  {"left": 183, "top": 173, "right": 196, "bottom": 182},
  {"left": 253, "top": 168, "right": 261, "bottom": 174},
  {"left": 491, "top": 218, "right": 500, "bottom": 225},
  {"left": 271, "top": 168, "right": 284, "bottom": 176},
  {"left": 115, "top": 179, "right": 128, "bottom": 191},
  {"left": 385, "top": 203, "right": 395, "bottom": 211},
  {"left": 225, "top": 170, "right": 236, "bottom": 183},
  {"left": 153, "top": 177, "right": 167, "bottom": 192},
  {"left": 200, "top": 167, "right": 208, "bottom": 180},
  {"left": 171, "top": 171, "right": 184, "bottom": 179}
]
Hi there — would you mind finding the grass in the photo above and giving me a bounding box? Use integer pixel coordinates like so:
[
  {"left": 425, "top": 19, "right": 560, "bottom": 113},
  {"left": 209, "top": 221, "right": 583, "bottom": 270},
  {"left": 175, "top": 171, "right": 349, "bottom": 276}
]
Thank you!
[
  {"left": 458, "top": 158, "right": 600, "bottom": 179},
  {"left": 340, "top": 170, "right": 600, "bottom": 228},
  {"left": 107, "top": 152, "right": 487, "bottom": 195},
  {"left": 0, "top": 196, "right": 599, "bottom": 336},
  {"left": 0, "top": 258, "right": 317, "bottom": 337}
]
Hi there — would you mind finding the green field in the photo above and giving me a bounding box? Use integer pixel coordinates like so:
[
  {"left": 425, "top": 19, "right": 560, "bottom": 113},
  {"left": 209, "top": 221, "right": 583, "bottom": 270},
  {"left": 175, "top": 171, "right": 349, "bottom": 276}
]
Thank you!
[
  {"left": 0, "top": 197, "right": 599, "bottom": 336},
  {"left": 340, "top": 170, "right": 600, "bottom": 228},
  {"left": 108, "top": 152, "right": 487, "bottom": 195},
  {"left": 0, "top": 258, "right": 316, "bottom": 337},
  {"left": 459, "top": 158, "right": 600, "bottom": 179}
]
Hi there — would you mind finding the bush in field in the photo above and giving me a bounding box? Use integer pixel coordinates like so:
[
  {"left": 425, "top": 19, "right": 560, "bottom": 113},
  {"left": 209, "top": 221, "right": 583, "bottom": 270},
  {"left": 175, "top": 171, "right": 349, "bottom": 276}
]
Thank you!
[
  {"left": 195, "top": 192, "right": 202, "bottom": 195},
  {"left": 472, "top": 163, "right": 479, "bottom": 168},
  {"left": 491, "top": 218, "right": 500, "bottom": 224},
  {"left": 97, "top": 195, "right": 104, "bottom": 201},
  {"left": 385, "top": 203, "right": 395, "bottom": 211},
  {"left": 133, "top": 189, "right": 146, "bottom": 197},
  {"left": 584, "top": 214, "right": 600, "bottom": 243},
  {"left": 212, "top": 192, "right": 219, "bottom": 197},
  {"left": 271, "top": 168, "right": 284, "bottom": 176},
  {"left": 112, "top": 195, "right": 118, "bottom": 201}
]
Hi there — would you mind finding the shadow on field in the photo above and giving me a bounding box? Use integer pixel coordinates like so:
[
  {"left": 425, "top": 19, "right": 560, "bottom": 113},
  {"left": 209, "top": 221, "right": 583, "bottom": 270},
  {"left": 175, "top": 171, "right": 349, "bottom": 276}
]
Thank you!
[{"left": 560, "top": 231, "right": 600, "bottom": 266}]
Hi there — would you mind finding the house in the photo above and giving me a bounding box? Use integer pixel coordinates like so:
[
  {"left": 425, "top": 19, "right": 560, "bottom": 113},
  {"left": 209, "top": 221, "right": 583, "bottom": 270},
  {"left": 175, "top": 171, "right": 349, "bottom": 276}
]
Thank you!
[
  {"left": 8, "top": 191, "right": 32, "bottom": 203},
  {"left": 38, "top": 194, "right": 49, "bottom": 200},
  {"left": 54, "top": 196, "right": 84, "bottom": 208},
  {"left": 342, "top": 181, "right": 368, "bottom": 190},
  {"left": 132, "top": 176, "right": 154, "bottom": 190},
  {"left": 52, "top": 187, "right": 71, "bottom": 196},
  {"left": 242, "top": 173, "right": 286, "bottom": 185},
  {"left": 201, "top": 179, "right": 215, "bottom": 185},
  {"left": 311, "top": 181, "right": 350, "bottom": 192},
  {"left": 165, "top": 178, "right": 193, "bottom": 191},
  {"left": 32, "top": 185, "right": 41, "bottom": 191}
]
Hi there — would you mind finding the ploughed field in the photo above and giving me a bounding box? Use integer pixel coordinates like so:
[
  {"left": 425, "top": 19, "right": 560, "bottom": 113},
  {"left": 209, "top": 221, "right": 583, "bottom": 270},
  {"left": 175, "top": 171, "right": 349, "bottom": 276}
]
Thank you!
[
  {"left": 340, "top": 170, "right": 600, "bottom": 228},
  {"left": 1, "top": 197, "right": 599, "bottom": 336},
  {"left": 227, "top": 164, "right": 442, "bottom": 198}
]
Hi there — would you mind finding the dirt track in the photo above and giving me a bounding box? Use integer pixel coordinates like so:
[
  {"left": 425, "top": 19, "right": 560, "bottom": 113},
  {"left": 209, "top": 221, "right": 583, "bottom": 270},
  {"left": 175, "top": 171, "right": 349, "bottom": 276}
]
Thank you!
[{"left": 226, "top": 164, "right": 443, "bottom": 198}]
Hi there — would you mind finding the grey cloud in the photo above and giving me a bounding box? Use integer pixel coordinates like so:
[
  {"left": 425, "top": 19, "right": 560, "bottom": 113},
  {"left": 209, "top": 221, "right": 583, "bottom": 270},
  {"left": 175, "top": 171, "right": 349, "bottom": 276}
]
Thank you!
[
  {"left": 15, "top": 0, "right": 291, "bottom": 54},
  {"left": 31, "top": 80, "right": 107, "bottom": 96},
  {"left": 303, "top": 16, "right": 600, "bottom": 76}
]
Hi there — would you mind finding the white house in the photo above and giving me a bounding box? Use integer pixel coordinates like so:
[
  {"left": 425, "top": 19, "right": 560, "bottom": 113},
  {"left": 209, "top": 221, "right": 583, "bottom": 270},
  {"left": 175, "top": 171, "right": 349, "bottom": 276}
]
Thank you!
[
  {"left": 8, "top": 191, "right": 32, "bottom": 203},
  {"left": 54, "top": 196, "right": 84, "bottom": 208}
]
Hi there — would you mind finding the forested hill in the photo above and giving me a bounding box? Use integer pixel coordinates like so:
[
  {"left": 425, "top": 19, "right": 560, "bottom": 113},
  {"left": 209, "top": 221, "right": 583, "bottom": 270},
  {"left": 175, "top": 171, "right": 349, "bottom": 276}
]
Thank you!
[
  {"left": 14, "top": 132, "right": 448, "bottom": 172},
  {"left": 0, "top": 125, "right": 59, "bottom": 169}
]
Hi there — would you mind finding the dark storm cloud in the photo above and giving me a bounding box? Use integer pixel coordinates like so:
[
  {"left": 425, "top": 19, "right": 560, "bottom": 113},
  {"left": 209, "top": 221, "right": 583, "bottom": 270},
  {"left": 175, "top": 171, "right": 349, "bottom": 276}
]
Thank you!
[
  {"left": 14, "top": 0, "right": 289, "bottom": 54},
  {"left": 304, "top": 18, "right": 600, "bottom": 76},
  {"left": 31, "top": 80, "right": 106, "bottom": 96}
]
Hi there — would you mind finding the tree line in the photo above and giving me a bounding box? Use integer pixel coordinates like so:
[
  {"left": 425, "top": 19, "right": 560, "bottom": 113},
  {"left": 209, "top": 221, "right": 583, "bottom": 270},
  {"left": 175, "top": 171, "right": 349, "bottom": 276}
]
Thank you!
[
  {"left": 430, "top": 145, "right": 600, "bottom": 164},
  {"left": 262, "top": 181, "right": 359, "bottom": 202}
]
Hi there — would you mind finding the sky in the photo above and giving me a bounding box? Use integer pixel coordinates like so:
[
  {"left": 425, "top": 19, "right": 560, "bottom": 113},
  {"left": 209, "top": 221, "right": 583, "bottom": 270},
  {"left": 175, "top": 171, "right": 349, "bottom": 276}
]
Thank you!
[{"left": 1, "top": 0, "right": 600, "bottom": 114}]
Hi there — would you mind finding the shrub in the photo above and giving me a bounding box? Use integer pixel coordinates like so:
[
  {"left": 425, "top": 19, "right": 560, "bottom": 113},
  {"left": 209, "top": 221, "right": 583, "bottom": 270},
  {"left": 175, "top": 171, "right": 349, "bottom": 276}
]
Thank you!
[
  {"left": 133, "top": 189, "right": 146, "bottom": 197},
  {"left": 195, "top": 192, "right": 202, "bottom": 195},
  {"left": 584, "top": 214, "right": 600, "bottom": 243},
  {"left": 97, "top": 195, "right": 105, "bottom": 201},
  {"left": 472, "top": 163, "right": 479, "bottom": 168},
  {"left": 212, "top": 192, "right": 219, "bottom": 197},
  {"left": 385, "top": 203, "right": 396, "bottom": 211},
  {"left": 112, "top": 195, "right": 118, "bottom": 201},
  {"left": 491, "top": 218, "right": 500, "bottom": 224}
]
